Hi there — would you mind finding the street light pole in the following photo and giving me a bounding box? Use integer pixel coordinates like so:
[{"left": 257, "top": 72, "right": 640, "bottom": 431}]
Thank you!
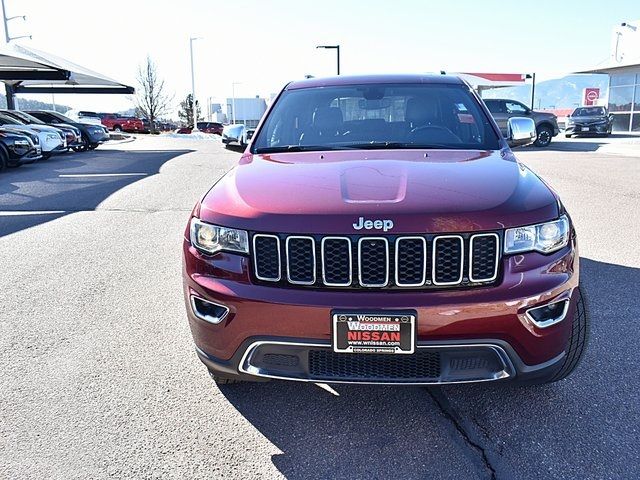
[
  {"left": 231, "top": 82, "right": 242, "bottom": 125},
  {"left": 189, "top": 37, "right": 202, "bottom": 131},
  {"left": 316, "top": 45, "right": 340, "bottom": 75},
  {"left": 528, "top": 72, "right": 536, "bottom": 110},
  {"left": 1, "top": 0, "right": 30, "bottom": 110},
  {"left": 1, "top": 0, "right": 11, "bottom": 43}
]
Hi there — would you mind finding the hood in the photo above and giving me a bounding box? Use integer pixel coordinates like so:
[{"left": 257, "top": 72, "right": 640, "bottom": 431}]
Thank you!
[
  {"left": 52, "top": 123, "right": 80, "bottom": 132},
  {"left": 532, "top": 111, "right": 557, "bottom": 120},
  {"left": 199, "top": 149, "right": 559, "bottom": 234},
  {"left": 24, "top": 124, "right": 61, "bottom": 134},
  {"left": 1, "top": 125, "right": 34, "bottom": 135}
]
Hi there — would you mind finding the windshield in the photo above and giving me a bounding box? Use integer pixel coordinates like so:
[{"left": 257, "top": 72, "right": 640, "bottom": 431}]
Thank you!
[
  {"left": 11, "top": 111, "right": 46, "bottom": 125},
  {"left": 51, "top": 112, "right": 75, "bottom": 123},
  {"left": 572, "top": 107, "right": 605, "bottom": 117},
  {"left": 252, "top": 83, "right": 500, "bottom": 153},
  {"left": 0, "top": 113, "right": 21, "bottom": 125}
]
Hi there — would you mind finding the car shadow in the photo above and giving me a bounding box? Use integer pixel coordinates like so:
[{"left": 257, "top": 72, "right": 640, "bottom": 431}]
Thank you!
[
  {"left": 0, "top": 148, "right": 192, "bottom": 238},
  {"left": 515, "top": 140, "right": 605, "bottom": 152},
  {"left": 217, "top": 257, "right": 640, "bottom": 479}
]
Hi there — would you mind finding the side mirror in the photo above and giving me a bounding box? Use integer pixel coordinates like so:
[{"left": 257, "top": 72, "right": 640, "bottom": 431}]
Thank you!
[{"left": 506, "top": 117, "right": 536, "bottom": 147}]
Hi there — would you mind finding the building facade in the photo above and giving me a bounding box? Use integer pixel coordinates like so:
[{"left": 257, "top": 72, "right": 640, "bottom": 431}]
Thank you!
[
  {"left": 580, "top": 20, "right": 640, "bottom": 132},
  {"left": 608, "top": 70, "right": 640, "bottom": 132},
  {"left": 225, "top": 97, "right": 267, "bottom": 128}
]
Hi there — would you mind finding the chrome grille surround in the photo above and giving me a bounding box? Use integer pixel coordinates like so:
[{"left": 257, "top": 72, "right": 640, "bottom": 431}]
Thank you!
[
  {"left": 395, "top": 236, "right": 428, "bottom": 287},
  {"left": 321, "top": 237, "right": 352, "bottom": 287},
  {"left": 431, "top": 235, "right": 464, "bottom": 286},
  {"left": 253, "top": 234, "right": 281, "bottom": 281},
  {"left": 468, "top": 233, "right": 500, "bottom": 283},
  {"left": 357, "top": 237, "right": 389, "bottom": 287},
  {"left": 285, "top": 236, "right": 316, "bottom": 285}
]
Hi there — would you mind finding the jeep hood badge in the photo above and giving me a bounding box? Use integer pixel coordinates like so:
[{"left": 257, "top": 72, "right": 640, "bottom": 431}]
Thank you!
[{"left": 353, "top": 216, "right": 394, "bottom": 232}]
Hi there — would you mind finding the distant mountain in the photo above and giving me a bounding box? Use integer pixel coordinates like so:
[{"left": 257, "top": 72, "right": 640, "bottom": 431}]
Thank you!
[
  {"left": 482, "top": 74, "right": 609, "bottom": 109},
  {"left": 0, "top": 95, "right": 69, "bottom": 112}
]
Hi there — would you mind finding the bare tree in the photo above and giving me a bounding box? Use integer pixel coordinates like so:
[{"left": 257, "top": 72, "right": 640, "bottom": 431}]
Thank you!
[{"left": 135, "top": 56, "right": 172, "bottom": 132}]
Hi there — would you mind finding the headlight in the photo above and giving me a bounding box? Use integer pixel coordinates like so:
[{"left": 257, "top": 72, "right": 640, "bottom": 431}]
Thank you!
[
  {"left": 190, "top": 218, "right": 248, "bottom": 255},
  {"left": 504, "top": 216, "right": 569, "bottom": 254},
  {"left": 566, "top": 119, "right": 574, "bottom": 125}
]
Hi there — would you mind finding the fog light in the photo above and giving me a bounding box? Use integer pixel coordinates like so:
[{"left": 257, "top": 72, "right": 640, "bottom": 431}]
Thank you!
[
  {"left": 525, "top": 299, "right": 570, "bottom": 328},
  {"left": 190, "top": 295, "right": 229, "bottom": 324}
]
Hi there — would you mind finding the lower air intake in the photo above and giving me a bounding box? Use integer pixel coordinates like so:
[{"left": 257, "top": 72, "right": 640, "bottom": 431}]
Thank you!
[{"left": 308, "top": 350, "right": 441, "bottom": 382}]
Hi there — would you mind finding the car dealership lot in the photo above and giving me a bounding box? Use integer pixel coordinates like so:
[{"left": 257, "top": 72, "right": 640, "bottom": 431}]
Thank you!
[{"left": 1, "top": 136, "right": 638, "bottom": 479}]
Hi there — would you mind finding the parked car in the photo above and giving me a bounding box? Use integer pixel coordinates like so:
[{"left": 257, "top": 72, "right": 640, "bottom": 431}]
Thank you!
[
  {"left": 3, "top": 109, "right": 83, "bottom": 149},
  {"left": 0, "top": 111, "right": 66, "bottom": 159},
  {"left": 221, "top": 124, "right": 249, "bottom": 147},
  {"left": 65, "top": 110, "right": 104, "bottom": 127},
  {"left": 26, "top": 110, "right": 109, "bottom": 152},
  {"left": 565, "top": 106, "right": 613, "bottom": 137},
  {"left": 98, "top": 113, "right": 144, "bottom": 133},
  {"left": 177, "top": 122, "right": 224, "bottom": 135},
  {"left": 0, "top": 114, "right": 52, "bottom": 160},
  {"left": 484, "top": 99, "right": 559, "bottom": 147},
  {"left": 183, "top": 74, "right": 587, "bottom": 387},
  {"left": 0, "top": 128, "right": 42, "bottom": 169}
]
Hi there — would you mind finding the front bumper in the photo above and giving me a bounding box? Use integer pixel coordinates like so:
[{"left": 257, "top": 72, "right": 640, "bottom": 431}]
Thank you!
[
  {"left": 183, "top": 236, "right": 579, "bottom": 384},
  {"left": 566, "top": 123, "right": 609, "bottom": 135},
  {"left": 7, "top": 145, "right": 42, "bottom": 165},
  {"left": 87, "top": 130, "right": 109, "bottom": 144},
  {"left": 196, "top": 337, "right": 565, "bottom": 385}
]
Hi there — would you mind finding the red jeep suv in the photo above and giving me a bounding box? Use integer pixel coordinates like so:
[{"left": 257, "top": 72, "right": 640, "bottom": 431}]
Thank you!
[{"left": 182, "top": 75, "right": 588, "bottom": 386}]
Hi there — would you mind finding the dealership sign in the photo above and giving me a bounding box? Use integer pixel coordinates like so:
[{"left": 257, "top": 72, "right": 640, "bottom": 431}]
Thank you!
[{"left": 583, "top": 88, "right": 600, "bottom": 106}]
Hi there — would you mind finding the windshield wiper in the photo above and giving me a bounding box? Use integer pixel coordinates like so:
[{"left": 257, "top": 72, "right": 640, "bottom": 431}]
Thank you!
[
  {"left": 254, "top": 142, "right": 460, "bottom": 154},
  {"left": 340, "top": 141, "right": 455, "bottom": 150},
  {"left": 253, "top": 145, "right": 353, "bottom": 154}
]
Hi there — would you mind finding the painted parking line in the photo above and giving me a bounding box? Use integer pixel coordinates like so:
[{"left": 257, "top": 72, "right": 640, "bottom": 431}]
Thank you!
[
  {"left": 58, "top": 173, "right": 148, "bottom": 178},
  {"left": 0, "top": 211, "right": 67, "bottom": 216}
]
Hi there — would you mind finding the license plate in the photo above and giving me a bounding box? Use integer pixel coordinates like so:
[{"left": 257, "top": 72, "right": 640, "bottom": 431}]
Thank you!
[
  {"left": 581, "top": 127, "right": 590, "bottom": 132},
  {"left": 332, "top": 311, "right": 416, "bottom": 354}
]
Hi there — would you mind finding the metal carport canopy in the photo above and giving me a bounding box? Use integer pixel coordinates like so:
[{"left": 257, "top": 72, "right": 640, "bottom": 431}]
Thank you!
[{"left": 0, "top": 43, "right": 134, "bottom": 94}]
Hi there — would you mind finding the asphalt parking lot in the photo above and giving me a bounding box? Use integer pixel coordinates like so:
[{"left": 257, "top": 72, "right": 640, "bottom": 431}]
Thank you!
[{"left": 1, "top": 135, "right": 639, "bottom": 479}]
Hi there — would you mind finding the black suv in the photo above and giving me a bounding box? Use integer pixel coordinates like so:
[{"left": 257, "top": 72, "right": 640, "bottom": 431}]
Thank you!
[
  {"left": 484, "top": 99, "right": 560, "bottom": 147},
  {"left": 565, "top": 106, "right": 613, "bottom": 137}
]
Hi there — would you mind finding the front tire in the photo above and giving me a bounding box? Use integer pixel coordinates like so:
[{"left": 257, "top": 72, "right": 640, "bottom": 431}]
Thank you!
[
  {"left": 565, "top": 133, "right": 572, "bottom": 138},
  {"left": 540, "top": 287, "right": 589, "bottom": 384},
  {"left": 534, "top": 125, "right": 553, "bottom": 147},
  {"left": 0, "top": 147, "right": 8, "bottom": 172},
  {"left": 72, "top": 135, "right": 90, "bottom": 152}
]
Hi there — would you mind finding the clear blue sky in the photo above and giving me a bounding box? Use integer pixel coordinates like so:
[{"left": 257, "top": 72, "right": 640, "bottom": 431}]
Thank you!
[{"left": 10, "top": 0, "right": 640, "bottom": 115}]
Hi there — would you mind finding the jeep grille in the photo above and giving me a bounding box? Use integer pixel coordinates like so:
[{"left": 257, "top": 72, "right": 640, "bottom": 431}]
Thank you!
[{"left": 251, "top": 232, "right": 501, "bottom": 290}]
